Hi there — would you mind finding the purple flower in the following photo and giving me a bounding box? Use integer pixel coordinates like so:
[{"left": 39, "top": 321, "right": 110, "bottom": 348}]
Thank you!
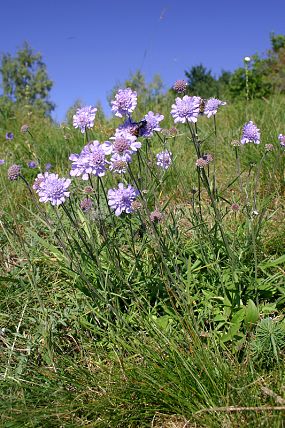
[
  {"left": 150, "top": 209, "right": 163, "bottom": 223},
  {"left": 118, "top": 117, "right": 140, "bottom": 136},
  {"left": 196, "top": 154, "right": 213, "bottom": 168},
  {"left": 6, "top": 132, "right": 14, "bottom": 140},
  {"left": 73, "top": 106, "right": 97, "bottom": 133},
  {"left": 171, "top": 96, "right": 201, "bottom": 124},
  {"left": 0, "top": 159, "right": 5, "bottom": 165},
  {"left": 204, "top": 98, "right": 226, "bottom": 118},
  {"left": 156, "top": 150, "right": 172, "bottom": 170},
  {"left": 27, "top": 161, "right": 37, "bottom": 169},
  {"left": 69, "top": 140, "right": 110, "bottom": 180},
  {"left": 173, "top": 79, "right": 188, "bottom": 93},
  {"left": 33, "top": 173, "right": 47, "bottom": 192},
  {"left": 36, "top": 172, "right": 71, "bottom": 206},
  {"left": 20, "top": 124, "right": 29, "bottom": 133},
  {"left": 109, "top": 129, "right": 141, "bottom": 161},
  {"left": 139, "top": 111, "right": 164, "bottom": 137},
  {"left": 241, "top": 121, "right": 260, "bottom": 145},
  {"left": 109, "top": 154, "right": 129, "bottom": 174},
  {"left": 8, "top": 164, "right": 21, "bottom": 180},
  {"left": 80, "top": 198, "right": 93, "bottom": 212},
  {"left": 278, "top": 134, "right": 285, "bottom": 147},
  {"left": 108, "top": 183, "right": 139, "bottom": 216},
  {"left": 45, "top": 163, "right": 52, "bottom": 171},
  {"left": 111, "top": 88, "right": 137, "bottom": 117}
]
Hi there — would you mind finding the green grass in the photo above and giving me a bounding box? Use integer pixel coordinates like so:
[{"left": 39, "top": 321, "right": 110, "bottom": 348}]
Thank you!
[{"left": 0, "top": 94, "right": 285, "bottom": 427}]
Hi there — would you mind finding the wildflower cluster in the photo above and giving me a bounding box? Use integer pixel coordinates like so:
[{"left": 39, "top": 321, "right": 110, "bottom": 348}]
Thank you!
[
  {"left": 241, "top": 121, "right": 260, "bottom": 145},
  {"left": 8, "top": 83, "right": 284, "bottom": 225},
  {"left": 73, "top": 106, "right": 97, "bottom": 133},
  {"left": 33, "top": 172, "right": 71, "bottom": 206}
]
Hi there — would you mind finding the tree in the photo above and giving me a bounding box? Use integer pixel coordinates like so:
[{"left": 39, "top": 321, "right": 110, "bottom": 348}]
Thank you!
[
  {"left": 0, "top": 42, "right": 55, "bottom": 115},
  {"left": 184, "top": 64, "right": 217, "bottom": 98}
]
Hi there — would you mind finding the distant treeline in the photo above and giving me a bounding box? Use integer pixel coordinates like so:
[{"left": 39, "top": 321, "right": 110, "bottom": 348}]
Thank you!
[{"left": 1, "top": 33, "right": 285, "bottom": 120}]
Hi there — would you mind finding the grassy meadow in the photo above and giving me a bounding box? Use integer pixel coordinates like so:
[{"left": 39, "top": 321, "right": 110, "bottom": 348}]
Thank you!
[{"left": 0, "top": 91, "right": 285, "bottom": 427}]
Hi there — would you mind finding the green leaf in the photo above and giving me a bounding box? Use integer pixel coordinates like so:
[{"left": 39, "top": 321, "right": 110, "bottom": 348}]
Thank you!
[{"left": 244, "top": 299, "right": 259, "bottom": 328}]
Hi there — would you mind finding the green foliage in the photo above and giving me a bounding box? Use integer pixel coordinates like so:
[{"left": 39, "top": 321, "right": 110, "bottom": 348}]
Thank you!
[
  {"left": 270, "top": 32, "right": 285, "bottom": 52},
  {"left": 228, "top": 55, "right": 273, "bottom": 100},
  {"left": 1, "top": 39, "right": 285, "bottom": 426},
  {"left": 185, "top": 64, "right": 218, "bottom": 98},
  {"left": 251, "top": 318, "right": 285, "bottom": 367},
  {"left": 0, "top": 42, "right": 54, "bottom": 115}
]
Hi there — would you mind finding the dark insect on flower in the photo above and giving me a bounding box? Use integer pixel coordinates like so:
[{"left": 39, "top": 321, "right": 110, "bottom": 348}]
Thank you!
[{"left": 129, "top": 119, "right": 147, "bottom": 137}]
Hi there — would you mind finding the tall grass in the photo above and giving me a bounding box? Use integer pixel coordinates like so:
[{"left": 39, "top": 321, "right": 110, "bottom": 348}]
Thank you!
[{"left": 0, "top": 93, "right": 285, "bottom": 427}]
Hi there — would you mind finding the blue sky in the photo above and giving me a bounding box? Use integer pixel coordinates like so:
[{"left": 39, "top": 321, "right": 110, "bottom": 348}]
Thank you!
[{"left": 0, "top": 0, "right": 284, "bottom": 121}]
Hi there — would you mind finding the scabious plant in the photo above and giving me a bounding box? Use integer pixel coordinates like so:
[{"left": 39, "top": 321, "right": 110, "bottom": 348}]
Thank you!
[
  {"left": 28, "top": 161, "right": 37, "bottom": 168},
  {"left": 8, "top": 164, "right": 21, "bottom": 180},
  {"left": 45, "top": 163, "right": 52, "bottom": 171},
  {"left": 241, "top": 121, "right": 261, "bottom": 145},
  {"left": 20, "top": 124, "right": 29, "bottom": 133},
  {"left": 0, "top": 159, "right": 5, "bottom": 165},
  {"left": 80, "top": 198, "right": 93, "bottom": 212},
  {"left": 5, "top": 132, "right": 14, "bottom": 140},
  {"left": 278, "top": 134, "right": 285, "bottom": 147},
  {"left": 108, "top": 183, "right": 139, "bottom": 216},
  {"left": 73, "top": 106, "right": 97, "bottom": 133},
  {"left": 171, "top": 95, "right": 201, "bottom": 123},
  {"left": 33, "top": 173, "right": 47, "bottom": 191},
  {"left": 69, "top": 140, "right": 111, "bottom": 180},
  {"left": 156, "top": 150, "right": 172, "bottom": 170},
  {"left": 173, "top": 79, "right": 188, "bottom": 93},
  {"left": 109, "top": 129, "right": 141, "bottom": 161},
  {"left": 204, "top": 98, "right": 226, "bottom": 118},
  {"left": 34, "top": 172, "right": 71, "bottom": 206},
  {"left": 109, "top": 154, "right": 128, "bottom": 174},
  {"left": 196, "top": 154, "right": 213, "bottom": 168},
  {"left": 111, "top": 88, "right": 137, "bottom": 117},
  {"left": 139, "top": 111, "right": 164, "bottom": 137}
]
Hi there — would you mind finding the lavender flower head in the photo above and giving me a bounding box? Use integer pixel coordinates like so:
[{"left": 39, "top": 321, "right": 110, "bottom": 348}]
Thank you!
[
  {"left": 173, "top": 79, "right": 188, "bottom": 93},
  {"left": 20, "top": 124, "right": 29, "bottom": 133},
  {"left": 33, "top": 173, "right": 47, "bottom": 192},
  {"left": 28, "top": 161, "right": 37, "bottom": 169},
  {"left": 111, "top": 88, "right": 137, "bottom": 118},
  {"left": 0, "top": 159, "right": 5, "bottom": 165},
  {"left": 278, "top": 134, "right": 285, "bottom": 147},
  {"left": 80, "top": 198, "right": 93, "bottom": 212},
  {"left": 204, "top": 98, "right": 226, "bottom": 118},
  {"left": 118, "top": 117, "right": 139, "bottom": 136},
  {"left": 171, "top": 96, "right": 201, "bottom": 124},
  {"left": 6, "top": 132, "right": 14, "bottom": 140},
  {"left": 69, "top": 140, "right": 111, "bottom": 180},
  {"left": 241, "top": 121, "right": 260, "bottom": 145},
  {"left": 45, "top": 163, "right": 52, "bottom": 171},
  {"left": 73, "top": 106, "right": 97, "bottom": 133},
  {"left": 156, "top": 150, "right": 172, "bottom": 170},
  {"left": 109, "top": 129, "right": 141, "bottom": 161},
  {"left": 109, "top": 154, "right": 129, "bottom": 174},
  {"left": 108, "top": 183, "right": 139, "bottom": 216},
  {"left": 196, "top": 154, "right": 213, "bottom": 168},
  {"left": 150, "top": 209, "right": 163, "bottom": 223},
  {"left": 8, "top": 164, "right": 21, "bottom": 180},
  {"left": 36, "top": 172, "right": 71, "bottom": 206},
  {"left": 139, "top": 111, "right": 164, "bottom": 137}
]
